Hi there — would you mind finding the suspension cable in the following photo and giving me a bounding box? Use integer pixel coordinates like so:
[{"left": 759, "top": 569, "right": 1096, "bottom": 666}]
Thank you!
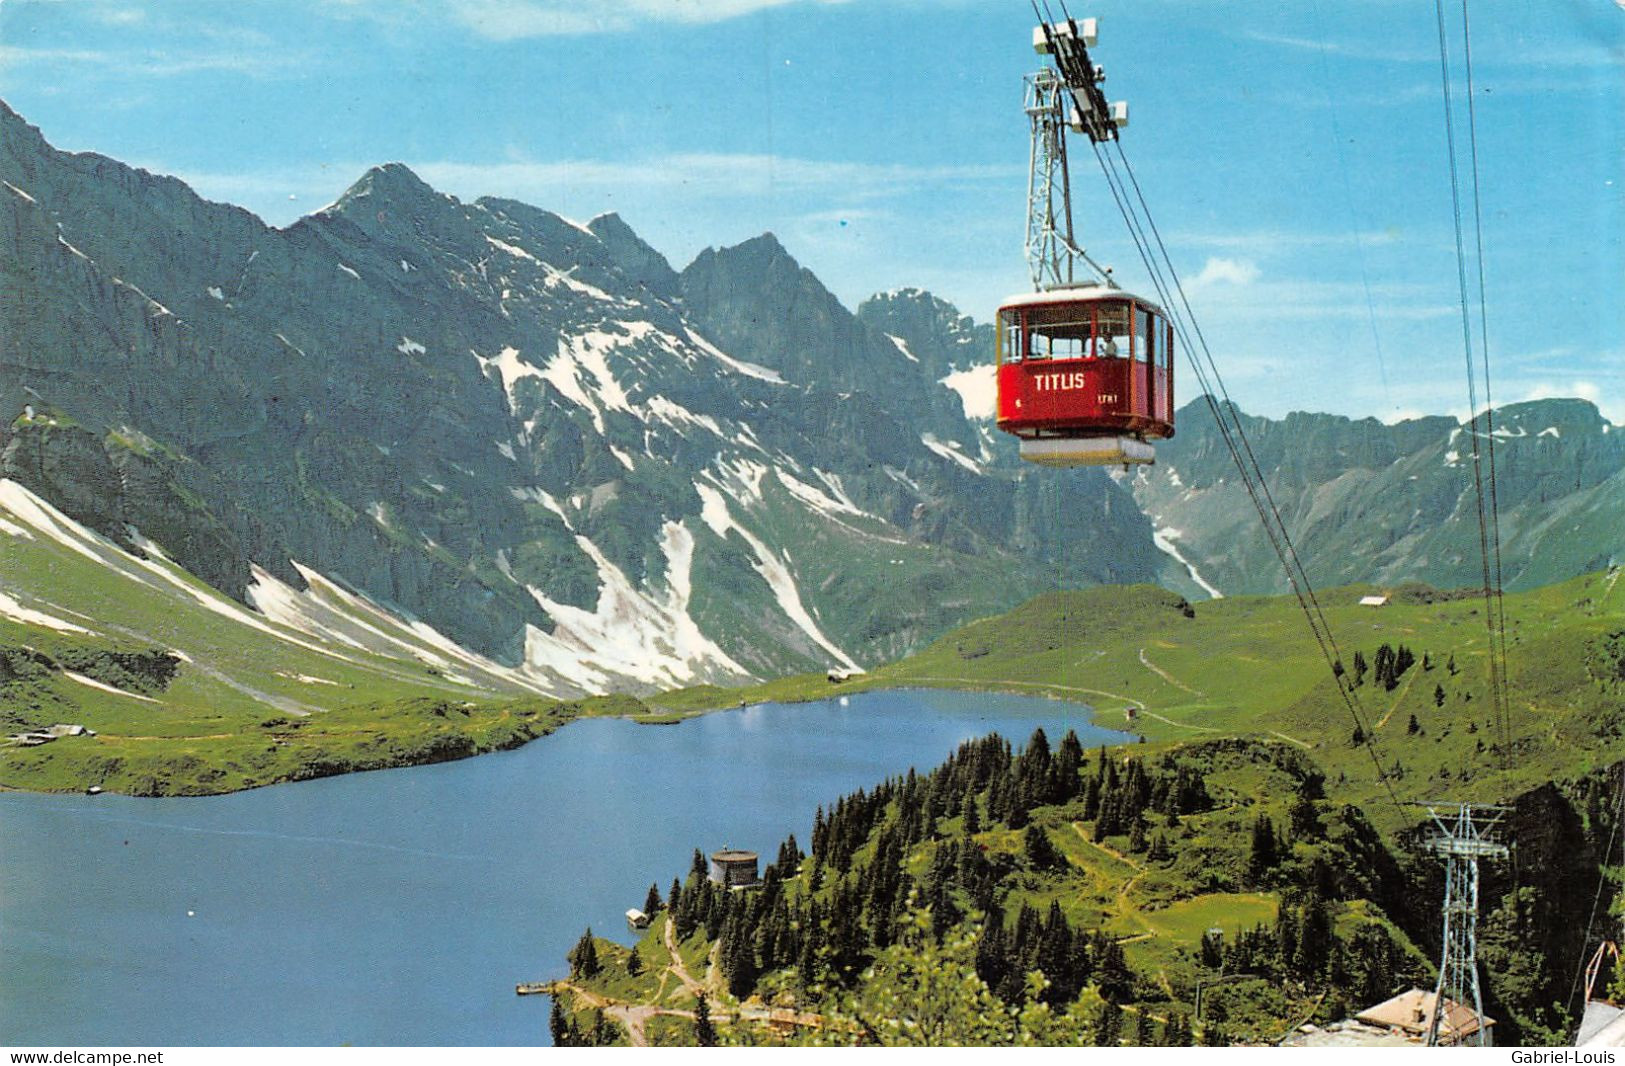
[
  {"left": 1459, "top": 0, "right": 1515, "bottom": 775},
  {"left": 1029, "top": 0, "right": 1405, "bottom": 820},
  {"left": 1568, "top": 764, "right": 1625, "bottom": 1017},
  {"left": 1433, "top": 0, "right": 1515, "bottom": 775},
  {"left": 1101, "top": 139, "right": 1405, "bottom": 819}
]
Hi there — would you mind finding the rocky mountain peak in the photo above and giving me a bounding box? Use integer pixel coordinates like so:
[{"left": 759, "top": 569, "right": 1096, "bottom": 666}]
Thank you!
[
  {"left": 1491, "top": 397, "right": 1610, "bottom": 434},
  {"left": 321, "top": 163, "right": 463, "bottom": 243},
  {"left": 676, "top": 232, "right": 854, "bottom": 381},
  {"left": 586, "top": 210, "right": 679, "bottom": 298},
  {"left": 856, "top": 287, "right": 992, "bottom": 378},
  {"left": 0, "top": 98, "right": 46, "bottom": 154},
  {"left": 335, "top": 162, "right": 440, "bottom": 206}
]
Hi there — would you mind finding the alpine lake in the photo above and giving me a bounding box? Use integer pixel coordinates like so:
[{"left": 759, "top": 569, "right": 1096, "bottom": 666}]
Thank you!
[{"left": 0, "top": 689, "right": 1133, "bottom": 1046}]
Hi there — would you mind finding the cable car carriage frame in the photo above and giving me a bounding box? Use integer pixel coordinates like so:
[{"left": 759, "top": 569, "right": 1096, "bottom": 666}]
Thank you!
[{"left": 994, "top": 284, "right": 1174, "bottom": 467}]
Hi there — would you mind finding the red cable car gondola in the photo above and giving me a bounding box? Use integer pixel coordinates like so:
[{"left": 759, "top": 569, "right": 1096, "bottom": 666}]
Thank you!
[{"left": 994, "top": 283, "right": 1174, "bottom": 466}]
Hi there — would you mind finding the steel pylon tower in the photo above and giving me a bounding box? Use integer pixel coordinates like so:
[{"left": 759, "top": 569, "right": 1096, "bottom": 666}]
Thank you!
[
  {"left": 1023, "top": 18, "right": 1123, "bottom": 292},
  {"left": 1422, "top": 803, "right": 1508, "bottom": 1047},
  {"left": 1024, "top": 68, "right": 1081, "bottom": 290}
]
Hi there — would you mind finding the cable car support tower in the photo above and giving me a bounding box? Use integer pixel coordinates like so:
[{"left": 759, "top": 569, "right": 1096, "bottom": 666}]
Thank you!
[
  {"left": 1419, "top": 803, "right": 1508, "bottom": 1046},
  {"left": 1023, "top": 18, "right": 1123, "bottom": 292}
]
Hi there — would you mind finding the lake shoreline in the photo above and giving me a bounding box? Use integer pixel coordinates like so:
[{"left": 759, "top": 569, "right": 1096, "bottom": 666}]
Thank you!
[
  {"left": 1, "top": 690, "right": 1130, "bottom": 1045},
  {"left": 0, "top": 678, "right": 1113, "bottom": 799}
]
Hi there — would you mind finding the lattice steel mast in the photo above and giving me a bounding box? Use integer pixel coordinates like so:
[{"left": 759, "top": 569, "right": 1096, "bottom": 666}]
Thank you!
[
  {"left": 1422, "top": 803, "right": 1508, "bottom": 1047},
  {"left": 1024, "top": 17, "right": 1124, "bottom": 292}
]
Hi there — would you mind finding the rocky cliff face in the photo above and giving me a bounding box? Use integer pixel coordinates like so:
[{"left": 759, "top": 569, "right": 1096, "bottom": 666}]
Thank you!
[
  {"left": 0, "top": 99, "right": 1161, "bottom": 693},
  {"left": 1134, "top": 397, "right": 1625, "bottom": 597}
]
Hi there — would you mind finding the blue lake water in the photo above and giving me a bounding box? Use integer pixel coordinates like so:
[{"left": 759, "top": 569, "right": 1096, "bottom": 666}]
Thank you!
[{"left": 0, "top": 689, "right": 1130, "bottom": 1046}]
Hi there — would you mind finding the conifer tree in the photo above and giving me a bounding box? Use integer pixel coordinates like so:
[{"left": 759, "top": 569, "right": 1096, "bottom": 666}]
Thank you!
[
  {"left": 1134, "top": 1006, "right": 1154, "bottom": 1046},
  {"left": 1248, "top": 814, "right": 1279, "bottom": 883},
  {"left": 694, "top": 994, "right": 717, "bottom": 1046},
  {"left": 590, "top": 1008, "right": 618, "bottom": 1046},
  {"left": 1023, "top": 824, "right": 1064, "bottom": 871},
  {"left": 1289, "top": 789, "right": 1322, "bottom": 840},
  {"left": 569, "top": 928, "right": 600, "bottom": 978},
  {"left": 549, "top": 999, "right": 570, "bottom": 1046},
  {"left": 1095, "top": 998, "right": 1123, "bottom": 1046}
]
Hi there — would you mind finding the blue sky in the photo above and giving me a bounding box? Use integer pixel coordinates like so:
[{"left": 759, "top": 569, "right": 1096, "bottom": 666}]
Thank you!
[{"left": 2, "top": 0, "right": 1620, "bottom": 422}]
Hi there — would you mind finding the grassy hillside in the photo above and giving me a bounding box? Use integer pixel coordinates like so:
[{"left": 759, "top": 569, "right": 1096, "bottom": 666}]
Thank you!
[
  {"left": 547, "top": 733, "right": 1440, "bottom": 1047},
  {"left": 660, "top": 569, "right": 1625, "bottom": 826},
  {"left": 0, "top": 477, "right": 657, "bottom": 795}
]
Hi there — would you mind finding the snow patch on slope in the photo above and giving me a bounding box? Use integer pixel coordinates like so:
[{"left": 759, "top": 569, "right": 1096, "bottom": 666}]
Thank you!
[
  {"left": 886, "top": 333, "right": 921, "bottom": 363},
  {"left": 647, "top": 396, "right": 727, "bottom": 439},
  {"left": 247, "top": 563, "right": 551, "bottom": 693},
  {"left": 511, "top": 486, "right": 574, "bottom": 529},
  {"left": 920, "top": 433, "right": 984, "bottom": 474},
  {"left": 1152, "top": 527, "right": 1223, "bottom": 599},
  {"left": 0, "top": 480, "right": 373, "bottom": 665},
  {"left": 537, "top": 329, "right": 643, "bottom": 433},
  {"left": 63, "top": 670, "right": 161, "bottom": 703},
  {"left": 484, "top": 234, "right": 539, "bottom": 263},
  {"left": 0, "top": 589, "right": 96, "bottom": 634},
  {"left": 683, "top": 327, "right": 785, "bottom": 383},
  {"left": 693, "top": 483, "right": 859, "bottom": 670},
  {"left": 940, "top": 365, "right": 997, "bottom": 421},
  {"left": 521, "top": 529, "right": 747, "bottom": 689},
  {"left": 776, "top": 469, "right": 867, "bottom": 518}
]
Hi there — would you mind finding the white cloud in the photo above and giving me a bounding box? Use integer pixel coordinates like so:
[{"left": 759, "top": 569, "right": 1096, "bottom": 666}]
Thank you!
[
  {"left": 1188, "top": 256, "right": 1260, "bottom": 288},
  {"left": 1173, "top": 227, "right": 1405, "bottom": 253},
  {"left": 0, "top": 43, "right": 307, "bottom": 78},
  {"left": 1245, "top": 30, "right": 1618, "bottom": 71},
  {"left": 1523, "top": 380, "right": 1623, "bottom": 424},
  {"left": 174, "top": 153, "right": 955, "bottom": 222},
  {"left": 413, "top": 153, "right": 1015, "bottom": 201},
  {"left": 95, "top": 7, "right": 147, "bottom": 26},
  {"left": 334, "top": 0, "right": 857, "bottom": 39},
  {"left": 1244, "top": 31, "right": 1437, "bottom": 65},
  {"left": 1381, "top": 408, "right": 1433, "bottom": 425}
]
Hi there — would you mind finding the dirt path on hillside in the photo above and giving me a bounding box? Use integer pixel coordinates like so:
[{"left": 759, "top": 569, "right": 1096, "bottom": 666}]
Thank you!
[
  {"left": 905, "top": 674, "right": 1232, "bottom": 736},
  {"left": 1138, "top": 648, "right": 1204, "bottom": 696},
  {"left": 1070, "top": 823, "right": 1153, "bottom": 940},
  {"left": 1373, "top": 663, "right": 1424, "bottom": 731},
  {"left": 664, "top": 917, "right": 706, "bottom": 996},
  {"left": 705, "top": 941, "right": 724, "bottom": 995},
  {"left": 906, "top": 675, "right": 1146, "bottom": 710}
]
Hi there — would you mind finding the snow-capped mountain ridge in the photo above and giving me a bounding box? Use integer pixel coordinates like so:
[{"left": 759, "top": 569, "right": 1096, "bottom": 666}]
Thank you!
[
  {"left": 2, "top": 98, "right": 1615, "bottom": 705},
  {"left": 0, "top": 99, "right": 1153, "bottom": 697}
]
